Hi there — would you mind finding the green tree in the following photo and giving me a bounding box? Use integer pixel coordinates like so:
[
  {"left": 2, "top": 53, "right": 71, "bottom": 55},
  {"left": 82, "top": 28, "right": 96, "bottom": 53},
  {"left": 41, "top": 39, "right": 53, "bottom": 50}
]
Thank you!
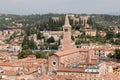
[
  {"left": 37, "top": 32, "right": 43, "bottom": 40},
  {"left": 35, "top": 51, "right": 42, "bottom": 58},
  {"left": 116, "top": 32, "right": 120, "bottom": 38},
  {"left": 35, "top": 51, "right": 47, "bottom": 59},
  {"left": 29, "top": 38, "right": 37, "bottom": 49},
  {"left": 114, "top": 39, "right": 120, "bottom": 45},
  {"left": 87, "top": 17, "right": 94, "bottom": 26},
  {"left": 49, "top": 44, "right": 58, "bottom": 50},
  {"left": 71, "top": 35, "right": 75, "bottom": 41},
  {"left": 114, "top": 49, "right": 120, "bottom": 59},
  {"left": 47, "top": 36, "right": 55, "bottom": 43},
  {"left": 107, "top": 53, "right": 114, "bottom": 58},
  {"left": 22, "top": 35, "right": 29, "bottom": 49},
  {"left": 106, "top": 31, "right": 115, "bottom": 39},
  {"left": 18, "top": 50, "right": 33, "bottom": 59},
  {"left": 48, "top": 51, "right": 55, "bottom": 56}
]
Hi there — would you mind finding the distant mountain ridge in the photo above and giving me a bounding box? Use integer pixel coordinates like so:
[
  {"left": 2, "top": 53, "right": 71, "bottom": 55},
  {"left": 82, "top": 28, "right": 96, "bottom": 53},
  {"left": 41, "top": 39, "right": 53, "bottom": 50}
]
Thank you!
[{"left": 108, "top": 12, "right": 120, "bottom": 15}]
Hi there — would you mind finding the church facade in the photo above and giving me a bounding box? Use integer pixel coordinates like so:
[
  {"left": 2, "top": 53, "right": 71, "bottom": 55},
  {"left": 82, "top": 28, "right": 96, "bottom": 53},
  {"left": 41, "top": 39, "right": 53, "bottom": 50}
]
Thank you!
[{"left": 48, "top": 15, "right": 95, "bottom": 72}]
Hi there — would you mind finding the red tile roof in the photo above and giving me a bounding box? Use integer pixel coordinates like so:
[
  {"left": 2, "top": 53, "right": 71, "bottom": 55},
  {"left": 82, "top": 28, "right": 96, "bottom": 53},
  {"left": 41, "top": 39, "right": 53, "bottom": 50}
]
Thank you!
[
  {"left": 55, "top": 48, "right": 89, "bottom": 57},
  {"left": 36, "top": 75, "right": 78, "bottom": 80},
  {"left": 57, "top": 68, "right": 85, "bottom": 73}
]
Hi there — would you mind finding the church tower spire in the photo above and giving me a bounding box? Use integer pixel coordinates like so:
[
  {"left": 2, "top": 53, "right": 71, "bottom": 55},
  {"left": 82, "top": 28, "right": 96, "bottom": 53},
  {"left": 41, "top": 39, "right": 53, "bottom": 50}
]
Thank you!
[
  {"left": 62, "top": 15, "right": 73, "bottom": 50},
  {"left": 64, "top": 15, "right": 70, "bottom": 26}
]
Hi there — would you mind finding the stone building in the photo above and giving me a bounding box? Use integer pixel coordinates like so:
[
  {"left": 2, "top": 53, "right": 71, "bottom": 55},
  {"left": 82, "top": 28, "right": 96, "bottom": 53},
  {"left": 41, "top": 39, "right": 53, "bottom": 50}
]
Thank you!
[
  {"left": 80, "top": 16, "right": 91, "bottom": 29},
  {"left": 48, "top": 15, "right": 95, "bottom": 73},
  {"left": 79, "top": 43, "right": 120, "bottom": 57},
  {"left": 47, "top": 15, "right": 120, "bottom": 80},
  {"left": 52, "top": 17, "right": 60, "bottom": 22},
  {"left": 62, "top": 15, "right": 74, "bottom": 50},
  {"left": 57, "top": 62, "right": 107, "bottom": 80},
  {"left": 40, "top": 31, "right": 63, "bottom": 41},
  {"left": 97, "top": 31, "right": 106, "bottom": 37},
  {"left": 85, "top": 29, "right": 97, "bottom": 36},
  {"left": 48, "top": 48, "right": 94, "bottom": 72},
  {"left": 0, "top": 57, "right": 47, "bottom": 80}
]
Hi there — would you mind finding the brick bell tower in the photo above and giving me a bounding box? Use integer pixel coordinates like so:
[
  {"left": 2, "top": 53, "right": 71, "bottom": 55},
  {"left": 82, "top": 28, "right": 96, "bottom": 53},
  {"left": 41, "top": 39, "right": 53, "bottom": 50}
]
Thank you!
[{"left": 62, "top": 15, "right": 73, "bottom": 50}]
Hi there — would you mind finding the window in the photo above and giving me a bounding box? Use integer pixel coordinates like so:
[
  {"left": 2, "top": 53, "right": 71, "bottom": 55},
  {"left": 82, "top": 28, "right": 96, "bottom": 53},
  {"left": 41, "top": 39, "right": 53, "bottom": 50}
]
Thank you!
[
  {"left": 65, "top": 29, "right": 68, "bottom": 32},
  {"left": 94, "top": 74, "right": 96, "bottom": 77},
  {"left": 52, "top": 61, "right": 57, "bottom": 65},
  {"left": 99, "top": 50, "right": 100, "bottom": 53}
]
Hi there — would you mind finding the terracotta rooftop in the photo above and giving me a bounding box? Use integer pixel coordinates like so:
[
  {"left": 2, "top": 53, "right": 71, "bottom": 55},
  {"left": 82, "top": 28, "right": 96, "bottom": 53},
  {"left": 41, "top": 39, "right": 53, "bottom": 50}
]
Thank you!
[
  {"left": 2, "top": 70, "right": 16, "bottom": 76},
  {"left": 24, "top": 67, "right": 37, "bottom": 75},
  {"left": 36, "top": 75, "right": 52, "bottom": 80},
  {"left": 57, "top": 68, "right": 85, "bottom": 73},
  {"left": 0, "top": 57, "right": 47, "bottom": 67},
  {"left": 36, "top": 75, "right": 78, "bottom": 80},
  {"left": 14, "top": 57, "right": 47, "bottom": 63},
  {"left": 55, "top": 48, "right": 89, "bottom": 57},
  {"left": 0, "top": 62, "right": 13, "bottom": 66}
]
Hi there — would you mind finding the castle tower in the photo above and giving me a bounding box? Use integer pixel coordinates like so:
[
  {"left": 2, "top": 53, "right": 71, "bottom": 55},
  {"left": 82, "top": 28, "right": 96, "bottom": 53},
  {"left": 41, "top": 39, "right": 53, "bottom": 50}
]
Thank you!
[{"left": 62, "top": 15, "right": 73, "bottom": 50}]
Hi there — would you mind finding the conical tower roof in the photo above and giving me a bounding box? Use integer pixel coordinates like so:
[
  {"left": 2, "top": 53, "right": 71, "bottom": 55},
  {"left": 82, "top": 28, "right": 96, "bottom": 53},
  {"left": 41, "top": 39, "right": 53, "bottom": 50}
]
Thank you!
[{"left": 64, "top": 15, "right": 70, "bottom": 26}]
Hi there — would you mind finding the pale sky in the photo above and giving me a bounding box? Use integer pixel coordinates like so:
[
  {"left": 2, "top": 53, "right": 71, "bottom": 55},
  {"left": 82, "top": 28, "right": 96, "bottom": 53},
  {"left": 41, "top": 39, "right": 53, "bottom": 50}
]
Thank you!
[{"left": 0, "top": 0, "right": 120, "bottom": 15}]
